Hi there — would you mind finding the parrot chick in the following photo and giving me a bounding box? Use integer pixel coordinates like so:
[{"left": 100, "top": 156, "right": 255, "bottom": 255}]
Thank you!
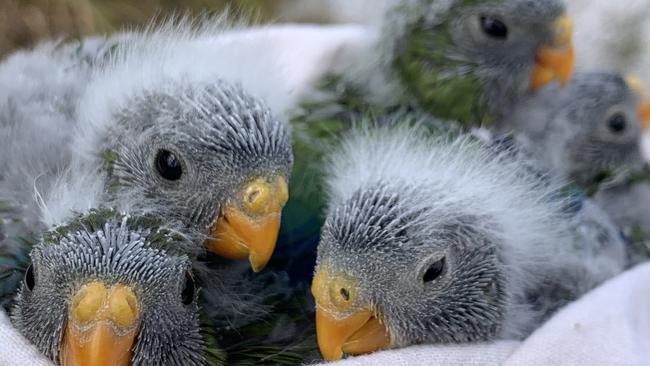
[
  {"left": 311, "top": 124, "right": 625, "bottom": 360},
  {"left": 45, "top": 18, "right": 295, "bottom": 272},
  {"left": 1, "top": 21, "right": 310, "bottom": 363},
  {"left": 384, "top": 0, "right": 574, "bottom": 124},
  {"left": 12, "top": 209, "right": 204, "bottom": 366},
  {"left": 494, "top": 72, "right": 650, "bottom": 264},
  {"left": 496, "top": 72, "right": 650, "bottom": 189},
  {"left": 299, "top": 0, "right": 575, "bottom": 127}
]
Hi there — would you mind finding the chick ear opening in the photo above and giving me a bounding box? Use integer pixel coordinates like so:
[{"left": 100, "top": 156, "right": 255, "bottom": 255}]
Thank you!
[{"left": 422, "top": 256, "right": 446, "bottom": 283}]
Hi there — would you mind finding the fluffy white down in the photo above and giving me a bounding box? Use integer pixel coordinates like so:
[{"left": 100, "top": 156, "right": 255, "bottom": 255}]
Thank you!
[
  {"left": 324, "top": 125, "right": 597, "bottom": 337},
  {"left": 73, "top": 17, "right": 367, "bottom": 158},
  {"left": 0, "top": 40, "right": 105, "bottom": 232},
  {"left": 325, "top": 126, "right": 568, "bottom": 251},
  {"left": 44, "top": 17, "right": 368, "bottom": 226}
]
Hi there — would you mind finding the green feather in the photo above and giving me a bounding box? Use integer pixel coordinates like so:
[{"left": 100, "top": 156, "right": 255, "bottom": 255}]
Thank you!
[
  {"left": 201, "top": 283, "right": 318, "bottom": 365},
  {"left": 285, "top": 75, "right": 465, "bottom": 265},
  {"left": 41, "top": 208, "right": 186, "bottom": 255},
  {"left": 391, "top": 7, "right": 490, "bottom": 126},
  {"left": 200, "top": 314, "right": 228, "bottom": 366},
  {"left": 579, "top": 165, "right": 650, "bottom": 198},
  {"left": 392, "top": 0, "right": 495, "bottom": 122},
  {"left": 286, "top": 75, "right": 374, "bottom": 234},
  {"left": 0, "top": 237, "right": 33, "bottom": 310}
]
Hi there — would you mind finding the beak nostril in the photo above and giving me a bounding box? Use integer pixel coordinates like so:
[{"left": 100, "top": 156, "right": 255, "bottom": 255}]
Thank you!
[
  {"left": 126, "top": 293, "right": 137, "bottom": 314},
  {"left": 71, "top": 282, "right": 106, "bottom": 324},
  {"left": 340, "top": 288, "right": 350, "bottom": 301},
  {"left": 109, "top": 286, "right": 139, "bottom": 328},
  {"left": 241, "top": 179, "right": 274, "bottom": 215},
  {"left": 247, "top": 189, "right": 261, "bottom": 204}
]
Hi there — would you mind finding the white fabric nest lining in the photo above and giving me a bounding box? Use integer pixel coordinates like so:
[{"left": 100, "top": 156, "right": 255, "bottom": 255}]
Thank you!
[
  {"left": 2, "top": 264, "right": 649, "bottom": 366},
  {"left": 0, "top": 311, "right": 52, "bottom": 366},
  {"left": 316, "top": 263, "right": 650, "bottom": 366}
]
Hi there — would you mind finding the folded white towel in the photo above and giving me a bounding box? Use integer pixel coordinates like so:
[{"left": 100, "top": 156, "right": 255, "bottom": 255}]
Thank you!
[{"left": 5, "top": 264, "right": 647, "bottom": 365}]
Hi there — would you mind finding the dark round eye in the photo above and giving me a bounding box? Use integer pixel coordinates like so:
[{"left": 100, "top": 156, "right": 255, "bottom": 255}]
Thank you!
[
  {"left": 181, "top": 271, "right": 196, "bottom": 305},
  {"left": 480, "top": 16, "right": 508, "bottom": 39},
  {"left": 155, "top": 149, "right": 183, "bottom": 181},
  {"left": 607, "top": 113, "right": 627, "bottom": 134},
  {"left": 24, "top": 264, "right": 35, "bottom": 291},
  {"left": 423, "top": 257, "right": 446, "bottom": 283}
]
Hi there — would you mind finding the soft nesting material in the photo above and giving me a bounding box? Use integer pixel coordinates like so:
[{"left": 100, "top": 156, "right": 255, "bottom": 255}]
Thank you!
[
  {"left": 3, "top": 263, "right": 649, "bottom": 365},
  {"left": 312, "top": 263, "right": 650, "bottom": 366}
]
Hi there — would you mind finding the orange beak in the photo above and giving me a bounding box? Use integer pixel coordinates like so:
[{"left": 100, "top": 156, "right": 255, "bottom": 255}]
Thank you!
[
  {"left": 639, "top": 102, "right": 650, "bottom": 131},
  {"left": 529, "top": 15, "right": 575, "bottom": 92},
  {"left": 206, "top": 176, "right": 289, "bottom": 272},
  {"left": 625, "top": 76, "right": 650, "bottom": 130},
  {"left": 315, "top": 308, "right": 390, "bottom": 361},
  {"left": 61, "top": 282, "right": 140, "bottom": 366},
  {"left": 311, "top": 269, "right": 390, "bottom": 361}
]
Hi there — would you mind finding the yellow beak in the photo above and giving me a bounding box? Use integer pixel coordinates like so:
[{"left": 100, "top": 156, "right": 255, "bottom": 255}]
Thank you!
[
  {"left": 206, "top": 176, "right": 289, "bottom": 272},
  {"left": 639, "top": 101, "right": 650, "bottom": 131},
  {"left": 315, "top": 308, "right": 390, "bottom": 361},
  {"left": 61, "top": 282, "right": 140, "bottom": 366},
  {"left": 625, "top": 76, "right": 650, "bottom": 130},
  {"left": 311, "top": 269, "right": 390, "bottom": 361},
  {"left": 529, "top": 15, "right": 575, "bottom": 91}
]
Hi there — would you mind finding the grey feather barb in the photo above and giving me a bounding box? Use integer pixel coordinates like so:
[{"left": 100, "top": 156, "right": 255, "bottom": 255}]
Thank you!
[{"left": 12, "top": 209, "right": 205, "bottom": 365}]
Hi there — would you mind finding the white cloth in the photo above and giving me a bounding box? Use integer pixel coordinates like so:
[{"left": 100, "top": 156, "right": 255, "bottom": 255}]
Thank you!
[
  {"left": 318, "top": 263, "right": 650, "bottom": 366},
  {"left": 3, "top": 264, "right": 648, "bottom": 365},
  {"left": 0, "top": 311, "right": 53, "bottom": 366},
  {"left": 188, "top": 23, "right": 369, "bottom": 118}
]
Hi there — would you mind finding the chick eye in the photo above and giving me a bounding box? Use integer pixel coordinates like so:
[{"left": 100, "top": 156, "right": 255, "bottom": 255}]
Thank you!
[
  {"left": 607, "top": 113, "right": 627, "bottom": 134},
  {"left": 181, "top": 271, "right": 196, "bottom": 305},
  {"left": 480, "top": 16, "right": 508, "bottom": 39},
  {"left": 423, "top": 257, "right": 446, "bottom": 283},
  {"left": 155, "top": 149, "right": 183, "bottom": 181},
  {"left": 24, "top": 264, "right": 35, "bottom": 291}
]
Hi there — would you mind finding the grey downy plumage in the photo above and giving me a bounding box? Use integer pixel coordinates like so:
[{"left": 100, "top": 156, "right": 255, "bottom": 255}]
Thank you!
[
  {"left": 494, "top": 71, "right": 650, "bottom": 264},
  {"left": 311, "top": 122, "right": 625, "bottom": 361}
]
